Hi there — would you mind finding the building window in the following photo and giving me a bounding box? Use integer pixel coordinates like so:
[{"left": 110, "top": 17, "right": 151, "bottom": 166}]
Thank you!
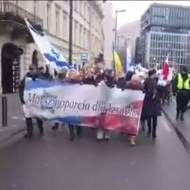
[
  {"left": 83, "top": 28, "right": 86, "bottom": 48},
  {"left": 87, "top": 31, "right": 90, "bottom": 49},
  {"left": 84, "top": 2, "right": 87, "bottom": 20},
  {"left": 86, "top": 5, "right": 89, "bottom": 22},
  {"left": 34, "top": 0, "right": 37, "bottom": 16},
  {"left": 80, "top": 25, "right": 83, "bottom": 47},
  {"left": 74, "top": 21, "right": 78, "bottom": 45},
  {"left": 75, "top": 1, "right": 79, "bottom": 12},
  {"left": 47, "top": 3, "right": 51, "bottom": 32},
  {"left": 79, "top": 25, "right": 82, "bottom": 46},
  {"left": 73, "top": 0, "right": 76, "bottom": 10},
  {"left": 79, "top": 1, "right": 82, "bottom": 16},
  {"left": 55, "top": 7, "right": 60, "bottom": 37},
  {"left": 62, "top": 12, "right": 67, "bottom": 40}
]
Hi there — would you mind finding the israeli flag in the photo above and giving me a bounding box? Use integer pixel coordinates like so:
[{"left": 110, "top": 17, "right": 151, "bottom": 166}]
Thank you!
[{"left": 25, "top": 18, "right": 72, "bottom": 71}]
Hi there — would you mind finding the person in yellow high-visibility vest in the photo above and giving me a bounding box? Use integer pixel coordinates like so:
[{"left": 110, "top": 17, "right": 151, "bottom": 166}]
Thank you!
[{"left": 173, "top": 66, "right": 190, "bottom": 120}]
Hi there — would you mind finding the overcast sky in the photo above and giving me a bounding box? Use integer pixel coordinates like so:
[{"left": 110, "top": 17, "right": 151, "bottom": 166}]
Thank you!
[{"left": 111, "top": 1, "right": 190, "bottom": 29}]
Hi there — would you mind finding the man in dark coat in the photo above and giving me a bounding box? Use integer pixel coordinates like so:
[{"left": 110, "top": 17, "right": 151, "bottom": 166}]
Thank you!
[
  {"left": 37, "top": 66, "right": 52, "bottom": 80},
  {"left": 19, "top": 65, "right": 44, "bottom": 138},
  {"left": 142, "top": 69, "right": 161, "bottom": 139},
  {"left": 103, "top": 69, "right": 115, "bottom": 88}
]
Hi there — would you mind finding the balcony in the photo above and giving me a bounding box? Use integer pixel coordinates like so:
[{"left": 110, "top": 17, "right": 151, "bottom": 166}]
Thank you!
[
  {"left": 0, "top": 1, "right": 43, "bottom": 42},
  {"left": 0, "top": 1, "right": 43, "bottom": 26}
]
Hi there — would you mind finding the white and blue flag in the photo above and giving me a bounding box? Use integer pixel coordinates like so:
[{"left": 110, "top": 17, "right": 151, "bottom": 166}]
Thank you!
[{"left": 25, "top": 18, "right": 72, "bottom": 71}]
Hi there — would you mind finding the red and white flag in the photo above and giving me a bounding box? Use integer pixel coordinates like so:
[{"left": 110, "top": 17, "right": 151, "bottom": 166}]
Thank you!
[{"left": 162, "top": 55, "right": 169, "bottom": 80}]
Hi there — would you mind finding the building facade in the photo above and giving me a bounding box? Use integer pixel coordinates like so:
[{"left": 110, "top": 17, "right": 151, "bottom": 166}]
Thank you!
[
  {"left": 0, "top": 0, "right": 104, "bottom": 94},
  {"left": 140, "top": 3, "right": 190, "bottom": 69},
  {"left": 102, "top": 2, "right": 114, "bottom": 69},
  {"left": 134, "top": 36, "right": 141, "bottom": 64}
]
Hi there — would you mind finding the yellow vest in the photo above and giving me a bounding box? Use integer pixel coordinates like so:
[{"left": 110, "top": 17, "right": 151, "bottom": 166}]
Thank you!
[{"left": 177, "top": 73, "right": 190, "bottom": 90}]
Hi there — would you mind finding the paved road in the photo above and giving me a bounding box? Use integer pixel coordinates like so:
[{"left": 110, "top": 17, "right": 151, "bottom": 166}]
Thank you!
[
  {"left": 0, "top": 115, "right": 190, "bottom": 190},
  {"left": 163, "top": 97, "right": 190, "bottom": 146}
]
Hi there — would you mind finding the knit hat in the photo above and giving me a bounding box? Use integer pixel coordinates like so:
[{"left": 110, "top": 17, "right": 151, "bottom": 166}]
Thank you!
[{"left": 148, "top": 69, "right": 156, "bottom": 77}]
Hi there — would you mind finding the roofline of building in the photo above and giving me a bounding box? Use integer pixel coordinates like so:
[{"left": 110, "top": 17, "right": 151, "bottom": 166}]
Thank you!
[
  {"left": 141, "top": 2, "right": 190, "bottom": 23},
  {"left": 150, "top": 2, "right": 190, "bottom": 9}
]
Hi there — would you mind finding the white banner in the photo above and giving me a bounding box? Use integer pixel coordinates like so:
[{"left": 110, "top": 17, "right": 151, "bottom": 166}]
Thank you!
[{"left": 24, "top": 79, "right": 145, "bottom": 135}]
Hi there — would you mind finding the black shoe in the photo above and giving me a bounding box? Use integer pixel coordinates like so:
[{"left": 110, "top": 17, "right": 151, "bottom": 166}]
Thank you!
[
  {"left": 69, "top": 132, "right": 75, "bottom": 141},
  {"left": 180, "top": 116, "right": 184, "bottom": 121},
  {"left": 76, "top": 127, "right": 82, "bottom": 137},
  {"left": 52, "top": 125, "right": 59, "bottom": 131},
  {"left": 39, "top": 129, "right": 44, "bottom": 136},
  {"left": 39, "top": 131, "right": 44, "bottom": 136},
  {"left": 152, "top": 134, "right": 157, "bottom": 139},
  {"left": 176, "top": 115, "right": 179, "bottom": 120},
  {"left": 69, "top": 136, "right": 74, "bottom": 141},
  {"left": 147, "top": 132, "right": 151, "bottom": 137},
  {"left": 141, "top": 123, "right": 145, "bottom": 132},
  {"left": 24, "top": 133, "right": 32, "bottom": 139}
]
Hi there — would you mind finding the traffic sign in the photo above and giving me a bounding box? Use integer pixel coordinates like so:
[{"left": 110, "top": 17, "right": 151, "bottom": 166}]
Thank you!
[{"left": 81, "top": 52, "right": 88, "bottom": 61}]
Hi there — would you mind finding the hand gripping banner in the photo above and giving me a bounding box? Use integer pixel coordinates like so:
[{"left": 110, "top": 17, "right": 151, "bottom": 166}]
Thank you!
[{"left": 23, "top": 79, "right": 145, "bottom": 136}]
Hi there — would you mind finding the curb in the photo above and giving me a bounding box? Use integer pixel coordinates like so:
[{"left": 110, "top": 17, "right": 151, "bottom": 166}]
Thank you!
[
  {"left": 0, "top": 127, "right": 26, "bottom": 145},
  {"left": 162, "top": 108, "right": 190, "bottom": 155}
]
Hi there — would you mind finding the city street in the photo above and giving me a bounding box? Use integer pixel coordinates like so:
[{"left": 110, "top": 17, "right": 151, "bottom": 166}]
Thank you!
[
  {"left": 0, "top": 115, "right": 190, "bottom": 190},
  {"left": 1, "top": 1, "right": 190, "bottom": 190}
]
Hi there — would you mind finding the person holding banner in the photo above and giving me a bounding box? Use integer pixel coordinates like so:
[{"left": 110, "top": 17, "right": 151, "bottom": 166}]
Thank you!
[
  {"left": 66, "top": 69, "right": 83, "bottom": 141},
  {"left": 142, "top": 69, "right": 161, "bottom": 139},
  {"left": 96, "top": 70, "right": 115, "bottom": 141},
  {"left": 19, "top": 65, "right": 44, "bottom": 138},
  {"left": 83, "top": 68, "right": 98, "bottom": 86},
  {"left": 37, "top": 65, "right": 53, "bottom": 80},
  {"left": 51, "top": 68, "right": 68, "bottom": 131}
]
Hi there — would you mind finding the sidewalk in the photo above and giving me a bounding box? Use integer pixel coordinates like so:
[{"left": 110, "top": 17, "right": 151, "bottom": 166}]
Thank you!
[
  {"left": 162, "top": 98, "right": 190, "bottom": 152},
  {"left": 0, "top": 94, "right": 26, "bottom": 143}
]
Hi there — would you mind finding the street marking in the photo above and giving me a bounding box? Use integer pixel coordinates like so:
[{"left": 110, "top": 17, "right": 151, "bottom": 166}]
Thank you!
[
  {"left": 161, "top": 117, "right": 171, "bottom": 133},
  {"left": 11, "top": 116, "right": 25, "bottom": 120},
  {"left": 11, "top": 116, "right": 19, "bottom": 120}
]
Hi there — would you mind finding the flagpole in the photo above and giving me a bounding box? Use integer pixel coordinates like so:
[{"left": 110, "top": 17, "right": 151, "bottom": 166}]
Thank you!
[
  {"left": 68, "top": 0, "right": 73, "bottom": 65},
  {"left": 112, "top": 41, "right": 115, "bottom": 75}
]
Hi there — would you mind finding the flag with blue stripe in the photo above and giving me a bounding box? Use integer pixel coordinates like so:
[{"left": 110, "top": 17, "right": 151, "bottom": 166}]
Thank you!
[{"left": 25, "top": 18, "right": 73, "bottom": 71}]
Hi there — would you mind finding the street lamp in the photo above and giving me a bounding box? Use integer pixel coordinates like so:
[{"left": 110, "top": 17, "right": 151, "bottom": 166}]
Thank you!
[
  {"left": 68, "top": 0, "right": 73, "bottom": 65},
  {"left": 114, "top": 9, "right": 126, "bottom": 50}
]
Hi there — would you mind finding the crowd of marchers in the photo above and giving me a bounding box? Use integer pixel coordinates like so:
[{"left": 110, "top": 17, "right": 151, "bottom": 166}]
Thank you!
[{"left": 18, "top": 63, "right": 190, "bottom": 146}]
